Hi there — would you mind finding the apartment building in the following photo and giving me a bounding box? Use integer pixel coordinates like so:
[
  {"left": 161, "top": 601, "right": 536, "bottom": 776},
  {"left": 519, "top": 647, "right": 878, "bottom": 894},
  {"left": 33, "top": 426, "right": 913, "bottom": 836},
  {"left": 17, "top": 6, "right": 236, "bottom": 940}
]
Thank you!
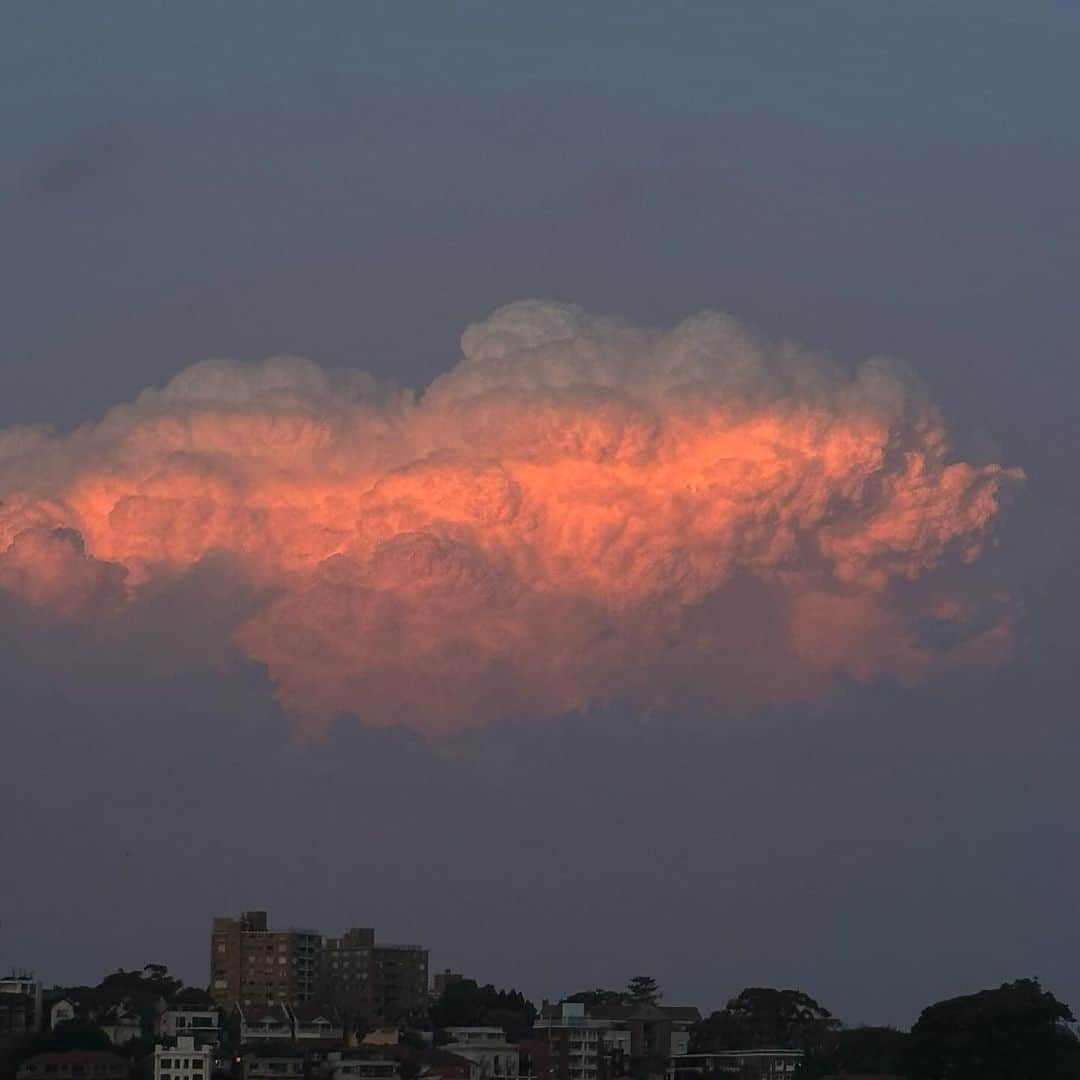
[
  {"left": 212, "top": 912, "right": 321, "bottom": 1010},
  {"left": 371, "top": 944, "right": 428, "bottom": 1022},
  {"left": 212, "top": 913, "right": 428, "bottom": 1025},
  {"left": 534, "top": 1001, "right": 701, "bottom": 1080},
  {"left": 0, "top": 975, "right": 44, "bottom": 1036},
  {"left": 153, "top": 1036, "right": 213, "bottom": 1080}
]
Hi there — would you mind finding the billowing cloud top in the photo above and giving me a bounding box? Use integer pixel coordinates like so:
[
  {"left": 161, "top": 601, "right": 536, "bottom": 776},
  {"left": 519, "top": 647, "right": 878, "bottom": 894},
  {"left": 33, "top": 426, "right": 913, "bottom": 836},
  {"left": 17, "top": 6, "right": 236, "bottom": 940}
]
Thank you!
[{"left": 0, "top": 302, "right": 1021, "bottom": 734}]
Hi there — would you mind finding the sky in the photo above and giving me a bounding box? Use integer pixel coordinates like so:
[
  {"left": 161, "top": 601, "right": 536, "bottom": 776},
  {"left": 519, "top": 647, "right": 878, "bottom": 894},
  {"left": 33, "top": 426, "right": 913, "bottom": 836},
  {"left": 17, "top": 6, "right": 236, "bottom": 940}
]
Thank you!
[{"left": 2, "top": 1, "right": 1079, "bottom": 1028}]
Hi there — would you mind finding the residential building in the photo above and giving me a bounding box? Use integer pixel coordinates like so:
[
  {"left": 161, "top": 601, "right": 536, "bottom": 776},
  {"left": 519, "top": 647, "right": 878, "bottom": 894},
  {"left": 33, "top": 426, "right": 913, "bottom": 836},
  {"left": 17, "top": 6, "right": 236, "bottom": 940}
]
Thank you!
[
  {"left": 153, "top": 1035, "right": 213, "bottom": 1080},
  {"left": 1, "top": 975, "right": 43, "bottom": 1035},
  {"left": 211, "top": 912, "right": 321, "bottom": 1009},
  {"left": 98, "top": 1003, "right": 144, "bottom": 1047},
  {"left": 16, "top": 1052, "right": 129, "bottom": 1080},
  {"left": 327, "top": 1052, "right": 399, "bottom": 1080},
  {"left": 239, "top": 1052, "right": 305, "bottom": 1080},
  {"left": 234, "top": 1003, "right": 294, "bottom": 1044},
  {"left": 289, "top": 1003, "right": 344, "bottom": 1046},
  {"left": 371, "top": 944, "right": 428, "bottom": 1022},
  {"left": 666, "top": 1051, "right": 803, "bottom": 1080},
  {"left": 156, "top": 999, "right": 222, "bottom": 1045},
  {"left": 320, "top": 930, "right": 374, "bottom": 1021},
  {"left": 50, "top": 1000, "right": 78, "bottom": 1030},
  {"left": 442, "top": 1028, "right": 519, "bottom": 1080},
  {"left": 533, "top": 1003, "right": 603, "bottom": 1080},
  {"left": 535, "top": 1002, "right": 701, "bottom": 1080},
  {"left": 212, "top": 914, "right": 429, "bottom": 1025}
]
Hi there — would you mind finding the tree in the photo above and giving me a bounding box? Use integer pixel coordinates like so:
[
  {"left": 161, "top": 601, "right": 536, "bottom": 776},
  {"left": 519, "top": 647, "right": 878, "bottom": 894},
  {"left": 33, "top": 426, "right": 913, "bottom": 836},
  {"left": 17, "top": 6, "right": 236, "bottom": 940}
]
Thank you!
[
  {"left": 795, "top": 1026, "right": 909, "bottom": 1078},
  {"left": 430, "top": 980, "right": 536, "bottom": 1040},
  {"left": 692, "top": 989, "right": 836, "bottom": 1052},
  {"left": 626, "top": 977, "right": 661, "bottom": 1007},
  {"left": 907, "top": 978, "right": 1080, "bottom": 1080},
  {"left": 565, "top": 989, "right": 629, "bottom": 1009}
]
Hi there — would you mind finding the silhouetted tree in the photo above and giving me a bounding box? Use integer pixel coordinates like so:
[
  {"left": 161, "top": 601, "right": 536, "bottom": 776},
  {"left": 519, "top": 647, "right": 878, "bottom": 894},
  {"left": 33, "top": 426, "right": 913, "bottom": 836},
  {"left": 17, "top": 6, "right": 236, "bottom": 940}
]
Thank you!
[
  {"left": 430, "top": 979, "right": 536, "bottom": 1039},
  {"left": 795, "top": 1025, "right": 909, "bottom": 1078},
  {"left": 693, "top": 989, "right": 836, "bottom": 1052},
  {"left": 626, "top": 977, "right": 661, "bottom": 1006},
  {"left": 907, "top": 978, "right": 1080, "bottom": 1080},
  {"left": 565, "top": 989, "right": 629, "bottom": 1009}
]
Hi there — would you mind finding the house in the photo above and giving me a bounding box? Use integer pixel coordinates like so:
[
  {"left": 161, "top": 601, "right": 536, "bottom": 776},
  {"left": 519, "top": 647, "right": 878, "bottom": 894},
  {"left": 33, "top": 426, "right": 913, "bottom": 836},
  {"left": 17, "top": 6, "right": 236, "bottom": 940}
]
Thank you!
[
  {"left": 50, "top": 1000, "right": 79, "bottom": 1030},
  {"left": 289, "top": 1003, "right": 344, "bottom": 1045},
  {"left": 98, "top": 1002, "right": 144, "bottom": 1047},
  {"left": 441, "top": 1028, "right": 519, "bottom": 1080},
  {"left": 153, "top": 1035, "right": 213, "bottom": 1080},
  {"left": 17, "top": 1052, "right": 129, "bottom": 1080},
  {"left": 239, "top": 1051, "right": 306, "bottom": 1080},
  {"left": 235, "top": 1004, "right": 293, "bottom": 1044},
  {"left": 326, "top": 1052, "right": 400, "bottom": 1080}
]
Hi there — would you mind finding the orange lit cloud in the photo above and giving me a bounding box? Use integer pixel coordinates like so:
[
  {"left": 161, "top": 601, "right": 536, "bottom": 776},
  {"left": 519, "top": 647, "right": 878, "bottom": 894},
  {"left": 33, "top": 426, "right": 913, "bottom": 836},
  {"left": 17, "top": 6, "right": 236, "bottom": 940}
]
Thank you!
[{"left": 0, "top": 302, "right": 1021, "bottom": 733}]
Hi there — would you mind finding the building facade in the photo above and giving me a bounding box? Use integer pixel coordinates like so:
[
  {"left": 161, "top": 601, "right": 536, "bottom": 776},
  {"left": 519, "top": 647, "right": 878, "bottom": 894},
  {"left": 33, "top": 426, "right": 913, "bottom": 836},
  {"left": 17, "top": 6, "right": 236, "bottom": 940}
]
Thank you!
[
  {"left": 442, "top": 1028, "right": 520, "bottom": 1080},
  {"left": 153, "top": 1036, "right": 213, "bottom": 1080},
  {"left": 212, "top": 913, "right": 428, "bottom": 1025},
  {"left": 17, "top": 1053, "right": 128, "bottom": 1080},
  {"left": 211, "top": 912, "right": 321, "bottom": 1009},
  {"left": 0, "top": 975, "right": 43, "bottom": 1037},
  {"left": 534, "top": 1002, "right": 701, "bottom": 1080}
]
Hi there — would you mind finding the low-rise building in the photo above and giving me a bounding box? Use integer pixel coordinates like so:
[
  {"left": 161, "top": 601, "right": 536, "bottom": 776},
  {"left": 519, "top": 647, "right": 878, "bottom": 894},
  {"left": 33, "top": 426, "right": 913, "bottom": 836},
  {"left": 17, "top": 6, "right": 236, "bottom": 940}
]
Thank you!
[
  {"left": 50, "top": 1000, "right": 78, "bottom": 1030},
  {"left": 154, "top": 1035, "right": 213, "bottom": 1080},
  {"left": 666, "top": 1051, "right": 803, "bottom": 1080},
  {"left": 157, "top": 1004, "right": 222, "bottom": 1045},
  {"left": 289, "top": 1003, "right": 344, "bottom": 1046},
  {"left": 235, "top": 1004, "right": 294, "bottom": 1044},
  {"left": 442, "top": 1029, "right": 519, "bottom": 1080},
  {"left": 240, "top": 1051, "right": 306, "bottom": 1080},
  {"left": 17, "top": 1052, "right": 129, "bottom": 1080},
  {"left": 99, "top": 1003, "right": 144, "bottom": 1047},
  {"left": 327, "top": 1052, "right": 400, "bottom": 1080}
]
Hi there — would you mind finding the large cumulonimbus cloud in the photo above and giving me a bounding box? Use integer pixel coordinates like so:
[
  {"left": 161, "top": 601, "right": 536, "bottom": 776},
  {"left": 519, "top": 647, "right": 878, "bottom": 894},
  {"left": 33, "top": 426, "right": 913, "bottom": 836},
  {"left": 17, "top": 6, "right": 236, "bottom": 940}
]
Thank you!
[{"left": 0, "top": 301, "right": 1022, "bottom": 734}]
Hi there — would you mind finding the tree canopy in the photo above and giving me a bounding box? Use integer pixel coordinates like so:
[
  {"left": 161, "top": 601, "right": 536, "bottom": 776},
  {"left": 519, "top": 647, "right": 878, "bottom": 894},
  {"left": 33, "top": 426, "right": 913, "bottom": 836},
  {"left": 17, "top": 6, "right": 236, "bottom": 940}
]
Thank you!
[
  {"left": 795, "top": 1025, "right": 910, "bottom": 1078},
  {"left": 907, "top": 978, "right": 1080, "bottom": 1080},
  {"left": 626, "top": 977, "right": 661, "bottom": 1006},
  {"left": 430, "top": 979, "right": 536, "bottom": 1041},
  {"left": 693, "top": 988, "right": 836, "bottom": 1052}
]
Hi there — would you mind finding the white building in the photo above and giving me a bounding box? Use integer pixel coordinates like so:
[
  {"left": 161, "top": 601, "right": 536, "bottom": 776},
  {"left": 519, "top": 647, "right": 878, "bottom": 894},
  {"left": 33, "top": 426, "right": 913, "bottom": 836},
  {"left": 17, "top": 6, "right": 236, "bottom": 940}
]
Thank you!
[
  {"left": 157, "top": 1004, "right": 222, "bottom": 1044},
  {"left": 50, "top": 1000, "right": 77, "bottom": 1030},
  {"left": 100, "top": 1003, "right": 144, "bottom": 1047},
  {"left": 154, "top": 1035, "right": 213, "bottom": 1080},
  {"left": 442, "top": 1029, "right": 519, "bottom": 1080}
]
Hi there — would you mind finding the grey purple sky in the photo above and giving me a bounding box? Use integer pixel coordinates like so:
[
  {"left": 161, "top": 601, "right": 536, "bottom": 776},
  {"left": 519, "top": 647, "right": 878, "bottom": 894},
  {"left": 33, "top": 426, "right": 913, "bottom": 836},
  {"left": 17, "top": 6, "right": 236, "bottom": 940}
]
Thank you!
[{"left": 2, "top": 2, "right": 1079, "bottom": 1027}]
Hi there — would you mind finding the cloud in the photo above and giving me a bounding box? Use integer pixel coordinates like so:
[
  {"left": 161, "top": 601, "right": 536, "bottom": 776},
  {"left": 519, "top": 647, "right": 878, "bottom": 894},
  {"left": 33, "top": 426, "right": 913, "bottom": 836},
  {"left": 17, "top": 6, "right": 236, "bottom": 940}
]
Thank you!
[{"left": 0, "top": 301, "right": 1021, "bottom": 734}]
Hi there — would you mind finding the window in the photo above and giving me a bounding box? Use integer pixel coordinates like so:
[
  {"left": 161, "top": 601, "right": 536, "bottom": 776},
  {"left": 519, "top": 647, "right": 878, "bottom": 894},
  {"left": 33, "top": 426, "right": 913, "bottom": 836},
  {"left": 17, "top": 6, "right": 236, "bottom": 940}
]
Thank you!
[{"left": 161, "top": 1061, "right": 172, "bottom": 1069}]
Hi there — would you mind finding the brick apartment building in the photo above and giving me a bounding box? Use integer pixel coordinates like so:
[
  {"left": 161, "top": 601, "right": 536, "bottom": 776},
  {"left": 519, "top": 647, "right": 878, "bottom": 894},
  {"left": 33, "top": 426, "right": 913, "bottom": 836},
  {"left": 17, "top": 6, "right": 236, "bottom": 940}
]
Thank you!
[{"left": 211, "top": 911, "right": 428, "bottom": 1025}]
